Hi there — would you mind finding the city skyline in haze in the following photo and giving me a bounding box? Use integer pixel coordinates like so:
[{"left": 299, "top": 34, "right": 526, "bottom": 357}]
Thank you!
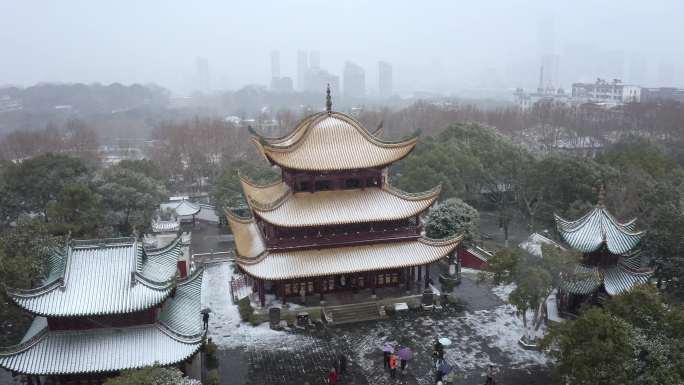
[{"left": 1, "top": 0, "right": 683, "bottom": 95}]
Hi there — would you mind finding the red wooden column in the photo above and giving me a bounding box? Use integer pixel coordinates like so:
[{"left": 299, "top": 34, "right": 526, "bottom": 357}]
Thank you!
[
  {"left": 258, "top": 279, "right": 266, "bottom": 308},
  {"left": 406, "top": 267, "right": 413, "bottom": 292},
  {"left": 318, "top": 277, "right": 325, "bottom": 301},
  {"left": 280, "top": 283, "right": 287, "bottom": 306}
]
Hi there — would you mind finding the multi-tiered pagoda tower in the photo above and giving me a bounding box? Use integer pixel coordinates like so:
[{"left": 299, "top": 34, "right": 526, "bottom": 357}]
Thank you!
[
  {"left": 228, "top": 91, "right": 462, "bottom": 307},
  {"left": 0, "top": 237, "right": 204, "bottom": 385},
  {"left": 554, "top": 190, "right": 653, "bottom": 315}
]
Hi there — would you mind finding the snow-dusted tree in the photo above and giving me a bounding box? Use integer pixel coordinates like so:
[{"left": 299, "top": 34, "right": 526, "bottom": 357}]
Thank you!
[
  {"left": 104, "top": 367, "right": 202, "bottom": 385},
  {"left": 484, "top": 244, "right": 579, "bottom": 344},
  {"left": 424, "top": 198, "right": 480, "bottom": 243}
]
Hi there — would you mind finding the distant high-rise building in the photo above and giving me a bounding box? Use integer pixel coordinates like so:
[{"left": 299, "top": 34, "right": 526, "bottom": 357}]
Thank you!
[
  {"left": 271, "top": 50, "right": 281, "bottom": 79},
  {"left": 309, "top": 50, "right": 320, "bottom": 70},
  {"left": 297, "top": 50, "right": 308, "bottom": 91},
  {"left": 343, "top": 61, "right": 365, "bottom": 98},
  {"left": 271, "top": 76, "right": 294, "bottom": 93},
  {"left": 305, "top": 68, "right": 339, "bottom": 96},
  {"left": 378, "top": 61, "right": 393, "bottom": 98},
  {"left": 195, "top": 57, "right": 210, "bottom": 92}
]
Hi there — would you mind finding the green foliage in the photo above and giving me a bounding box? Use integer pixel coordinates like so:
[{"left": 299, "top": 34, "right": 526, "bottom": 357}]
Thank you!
[
  {"left": 0, "top": 222, "right": 56, "bottom": 345},
  {"left": 117, "top": 159, "right": 165, "bottom": 182},
  {"left": 210, "top": 160, "right": 278, "bottom": 211},
  {"left": 482, "top": 248, "right": 523, "bottom": 285},
  {"left": 46, "top": 183, "right": 105, "bottom": 237},
  {"left": 237, "top": 297, "right": 254, "bottom": 322},
  {"left": 4, "top": 154, "right": 90, "bottom": 222},
  {"left": 541, "top": 307, "right": 635, "bottom": 385},
  {"left": 104, "top": 366, "right": 201, "bottom": 385},
  {"left": 206, "top": 369, "right": 220, "bottom": 385},
  {"left": 424, "top": 198, "right": 479, "bottom": 243},
  {"left": 542, "top": 286, "right": 684, "bottom": 385},
  {"left": 96, "top": 164, "right": 167, "bottom": 234},
  {"left": 484, "top": 245, "right": 579, "bottom": 341}
]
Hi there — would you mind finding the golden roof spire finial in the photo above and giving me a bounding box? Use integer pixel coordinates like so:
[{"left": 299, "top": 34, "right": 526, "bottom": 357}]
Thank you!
[
  {"left": 597, "top": 182, "right": 606, "bottom": 208},
  {"left": 325, "top": 83, "right": 332, "bottom": 114}
]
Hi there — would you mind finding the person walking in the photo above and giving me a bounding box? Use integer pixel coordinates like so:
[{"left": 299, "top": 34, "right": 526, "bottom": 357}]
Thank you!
[
  {"left": 384, "top": 350, "right": 390, "bottom": 369},
  {"left": 338, "top": 353, "right": 347, "bottom": 375},
  {"left": 400, "top": 356, "right": 407, "bottom": 373},
  {"left": 328, "top": 367, "right": 338, "bottom": 385},
  {"left": 389, "top": 353, "right": 398, "bottom": 379},
  {"left": 484, "top": 365, "right": 496, "bottom": 385},
  {"left": 202, "top": 312, "right": 210, "bottom": 330}
]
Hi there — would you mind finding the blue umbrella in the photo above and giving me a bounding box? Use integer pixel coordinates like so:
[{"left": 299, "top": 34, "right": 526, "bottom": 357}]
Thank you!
[{"left": 382, "top": 342, "right": 395, "bottom": 353}]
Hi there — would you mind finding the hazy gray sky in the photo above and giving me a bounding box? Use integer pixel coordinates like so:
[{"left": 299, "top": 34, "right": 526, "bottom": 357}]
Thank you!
[{"left": 1, "top": 0, "right": 682, "bottom": 94}]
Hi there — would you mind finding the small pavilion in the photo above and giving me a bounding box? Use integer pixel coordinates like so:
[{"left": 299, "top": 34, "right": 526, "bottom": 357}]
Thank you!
[{"left": 554, "top": 188, "right": 653, "bottom": 315}]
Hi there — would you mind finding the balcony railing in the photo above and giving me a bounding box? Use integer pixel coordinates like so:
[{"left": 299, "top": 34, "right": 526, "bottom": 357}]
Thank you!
[{"left": 267, "top": 227, "right": 420, "bottom": 251}]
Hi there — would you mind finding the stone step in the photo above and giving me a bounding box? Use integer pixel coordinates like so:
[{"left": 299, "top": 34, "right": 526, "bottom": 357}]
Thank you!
[{"left": 324, "top": 302, "right": 384, "bottom": 325}]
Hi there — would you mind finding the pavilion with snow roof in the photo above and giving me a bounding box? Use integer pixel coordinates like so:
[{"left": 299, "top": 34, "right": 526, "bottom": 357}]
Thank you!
[
  {"left": 227, "top": 87, "right": 462, "bottom": 307},
  {"left": 554, "top": 188, "right": 653, "bottom": 315},
  {"left": 161, "top": 199, "right": 201, "bottom": 224},
  {"left": 0, "top": 236, "right": 204, "bottom": 385}
]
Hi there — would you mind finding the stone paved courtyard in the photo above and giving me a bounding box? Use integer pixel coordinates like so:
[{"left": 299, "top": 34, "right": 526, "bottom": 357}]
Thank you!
[{"left": 203, "top": 263, "right": 553, "bottom": 385}]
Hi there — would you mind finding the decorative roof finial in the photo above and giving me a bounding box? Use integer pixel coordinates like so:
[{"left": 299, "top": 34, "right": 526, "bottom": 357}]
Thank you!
[
  {"left": 325, "top": 83, "right": 332, "bottom": 114},
  {"left": 597, "top": 182, "right": 606, "bottom": 208}
]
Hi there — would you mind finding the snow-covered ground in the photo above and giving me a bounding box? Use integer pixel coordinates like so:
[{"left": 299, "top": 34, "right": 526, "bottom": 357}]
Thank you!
[
  {"left": 203, "top": 261, "right": 548, "bottom": 383},
  {"left": 202, "top": 262, "right": 315, "bottom": 350}
]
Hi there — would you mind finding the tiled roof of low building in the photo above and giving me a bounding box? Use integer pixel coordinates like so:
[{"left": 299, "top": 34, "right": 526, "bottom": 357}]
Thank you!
[
  {"left": 554, "top": 206, "right": 643, "bottom": 255},
  {"left": 0, "top": 269, "right": 204, "bottom": 376},
  {"left": 7, "top": 237, "right": 182, "bottom": 317},
  {"left": 161, "top": 200, "right": 201, "bottom": 217},
  {"left": 241, "top": 177, "right": 439, "bottom": 228},
  {"left": 152, "top": 218, "right": 180, "bottom": 233},
  {"left": 251, "top": 112, "right": 417, "bottom": 171}
]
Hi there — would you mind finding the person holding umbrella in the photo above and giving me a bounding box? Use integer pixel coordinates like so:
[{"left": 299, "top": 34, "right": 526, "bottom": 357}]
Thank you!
[
  {"left": 484, "top": 365, "right": 497, "bottom": 385},
  {"left": 201, "top": 308, "right": 211, "bottom": 330},
  {"left": 389, "top": 352, "right": 398, "bottom": 379},
  {"left": 328, "top": 367, "right": 338, "bottom": 385},
  {"left": 436, "top": 360, "right": 452, "bottom": 384},
  {"left": 338, "top": 353, "right": 347, "bottom": 375},
  {"left": 382, "top": 342, "right": 394, "bottom": 369},
  {"left": 397, "top": 346, "right": 413, "bottom": 373}
]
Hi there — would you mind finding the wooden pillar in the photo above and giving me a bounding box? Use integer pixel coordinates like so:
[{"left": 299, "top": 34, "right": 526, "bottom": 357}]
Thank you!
[
  {"left": 371, "top": 272, "right": 376, "bottom": 295},
  {"left": 411, "top": 266, "right": 416, "bottom": 282},
  {"left": 417, "top": 265, "right": 422, "bottom": 282},
  {"left": 280, "top": 283, "right": 287, "bottom": 305},
  {"left": 318, "top": 278, "right": 324, "bottom": 301},
  {"left": 309, "top": 175, "right": 315, "bottom": 193},
  {"left": 406, "top": 267, "right": 413, "bottom": 291},
  {"left": 258, "top": 280, "right": 266, "bottom": 308},
  {"left": 424, "top": 264, "right": 430, "bottom": 289}
]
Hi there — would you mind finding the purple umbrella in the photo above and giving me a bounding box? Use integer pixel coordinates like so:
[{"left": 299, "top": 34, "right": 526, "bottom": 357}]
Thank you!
[
  {"left": 382, "top": 342, "right": 395, "bottom": 353},
  {"left": 397, "top": 347, "right": 413, "bottom": 361}
]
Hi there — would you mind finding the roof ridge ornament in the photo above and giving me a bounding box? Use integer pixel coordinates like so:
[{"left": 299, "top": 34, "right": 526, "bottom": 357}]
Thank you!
[{"left": 325, "top": 83, "right": 332, "bottom": 114}]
